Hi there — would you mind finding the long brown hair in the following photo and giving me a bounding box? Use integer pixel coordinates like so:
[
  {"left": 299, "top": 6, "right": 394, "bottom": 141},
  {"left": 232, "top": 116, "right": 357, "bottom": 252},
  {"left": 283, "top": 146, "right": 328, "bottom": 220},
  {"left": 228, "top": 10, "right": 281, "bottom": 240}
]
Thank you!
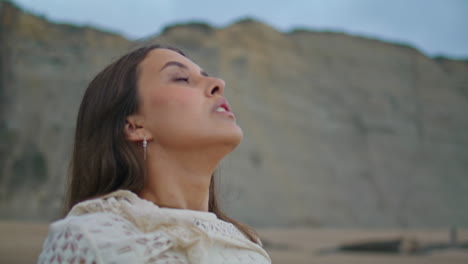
[{"left": 66, "top": 44, "right": 261, "bottom": 245}]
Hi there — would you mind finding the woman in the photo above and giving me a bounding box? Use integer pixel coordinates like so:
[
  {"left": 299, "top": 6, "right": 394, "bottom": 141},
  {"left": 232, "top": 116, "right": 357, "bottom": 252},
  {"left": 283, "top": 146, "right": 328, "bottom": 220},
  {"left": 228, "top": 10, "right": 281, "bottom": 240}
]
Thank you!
[{"left": 37, "top": 44, "right": 271, "bottom": 263}]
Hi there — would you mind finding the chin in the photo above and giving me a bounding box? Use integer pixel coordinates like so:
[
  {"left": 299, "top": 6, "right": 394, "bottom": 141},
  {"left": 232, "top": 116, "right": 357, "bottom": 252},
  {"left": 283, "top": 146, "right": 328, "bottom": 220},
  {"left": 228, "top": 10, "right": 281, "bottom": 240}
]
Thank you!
[
  {"left": 231, "top": 131, "right": 243, "bottom": 147},
  {"left": 218, "top": 126, "right": 243, "bottom": 148},
  {"left": 232, "top": 124, "right": 244, "bottom": 142}
]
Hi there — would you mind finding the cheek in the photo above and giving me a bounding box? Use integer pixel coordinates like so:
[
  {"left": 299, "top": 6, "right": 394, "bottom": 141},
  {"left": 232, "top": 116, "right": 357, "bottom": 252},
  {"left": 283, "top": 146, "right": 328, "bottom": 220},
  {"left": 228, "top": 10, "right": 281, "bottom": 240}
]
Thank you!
[
  {"left": 153, "top": 90, "right": 196, "bottom": 109},
  {"left": 144, "top": 89, "right": 203, "bottom": 124}
]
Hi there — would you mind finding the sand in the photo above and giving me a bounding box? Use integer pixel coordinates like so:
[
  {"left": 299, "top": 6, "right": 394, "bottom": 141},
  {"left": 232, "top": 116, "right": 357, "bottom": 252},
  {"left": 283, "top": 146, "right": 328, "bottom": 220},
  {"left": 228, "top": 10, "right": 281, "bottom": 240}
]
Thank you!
[
  {"left": 1, "top": 221, "right": 467, "bottom": 263},
  {"left": 260, "top": 228, "right": 468, "bottom": 264}
]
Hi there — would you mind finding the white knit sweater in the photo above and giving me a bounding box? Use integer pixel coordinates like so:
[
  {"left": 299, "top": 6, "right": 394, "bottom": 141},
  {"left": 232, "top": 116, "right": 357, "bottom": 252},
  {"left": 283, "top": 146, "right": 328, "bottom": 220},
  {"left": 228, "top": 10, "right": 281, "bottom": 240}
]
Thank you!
[{"left": 37, "top": 190, "right": 271, "bottom": 264}]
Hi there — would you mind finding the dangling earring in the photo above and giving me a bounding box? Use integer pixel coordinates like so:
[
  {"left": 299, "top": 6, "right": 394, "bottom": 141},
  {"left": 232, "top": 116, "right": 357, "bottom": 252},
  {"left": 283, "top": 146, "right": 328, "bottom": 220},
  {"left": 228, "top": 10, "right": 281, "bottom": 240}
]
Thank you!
[{"left": 143, "top": 136, "right": 147, "bottom": 160}]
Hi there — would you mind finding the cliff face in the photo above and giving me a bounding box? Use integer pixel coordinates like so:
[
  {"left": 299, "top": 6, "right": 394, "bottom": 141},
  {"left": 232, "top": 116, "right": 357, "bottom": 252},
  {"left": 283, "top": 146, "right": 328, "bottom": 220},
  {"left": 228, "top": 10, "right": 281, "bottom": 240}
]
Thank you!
[
  {"left": 0, "top": 2, "right": 132, "bottom": 219},
  {"left": 1, "top": 2, "right": 467, "bottom": 227}
]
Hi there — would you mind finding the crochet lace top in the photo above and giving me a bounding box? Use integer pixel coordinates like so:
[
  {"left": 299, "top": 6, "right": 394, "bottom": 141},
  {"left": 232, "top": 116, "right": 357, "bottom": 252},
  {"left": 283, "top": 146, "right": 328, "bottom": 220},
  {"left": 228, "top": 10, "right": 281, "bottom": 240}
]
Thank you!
[{"left": 37, "top": 190, "right": 271, "bottom": 264}]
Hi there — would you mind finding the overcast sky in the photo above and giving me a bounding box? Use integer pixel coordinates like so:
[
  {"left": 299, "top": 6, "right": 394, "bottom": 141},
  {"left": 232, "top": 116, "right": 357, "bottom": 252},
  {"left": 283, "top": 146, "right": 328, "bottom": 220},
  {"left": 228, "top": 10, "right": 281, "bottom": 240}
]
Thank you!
[{"left": 11, "top": 0, "right": 468, "bottom": 58}]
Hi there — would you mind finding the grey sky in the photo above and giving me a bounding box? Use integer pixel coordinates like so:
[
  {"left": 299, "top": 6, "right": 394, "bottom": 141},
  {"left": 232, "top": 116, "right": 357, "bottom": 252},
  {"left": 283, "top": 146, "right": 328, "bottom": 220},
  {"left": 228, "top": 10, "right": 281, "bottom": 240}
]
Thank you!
[{"left": 11, "top": 0, "right": 468, "bottom": 58}]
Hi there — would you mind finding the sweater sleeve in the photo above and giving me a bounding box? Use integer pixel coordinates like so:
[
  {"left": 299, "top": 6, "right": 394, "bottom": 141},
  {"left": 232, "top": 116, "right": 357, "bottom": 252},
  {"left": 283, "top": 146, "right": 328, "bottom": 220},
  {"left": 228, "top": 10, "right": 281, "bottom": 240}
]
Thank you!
[
  {"left": 37, "top": 220, "right": 99, "bottom": 264},
  {"left": 37, "top": 213, "right": 189, "bottom": 264}
]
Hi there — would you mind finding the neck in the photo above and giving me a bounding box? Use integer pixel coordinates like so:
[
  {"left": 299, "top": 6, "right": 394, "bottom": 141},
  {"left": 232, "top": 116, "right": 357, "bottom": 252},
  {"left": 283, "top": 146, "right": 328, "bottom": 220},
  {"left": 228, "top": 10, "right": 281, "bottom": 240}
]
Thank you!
[{"left": 138, "top": 144, "right": 227, "bottom": 212}]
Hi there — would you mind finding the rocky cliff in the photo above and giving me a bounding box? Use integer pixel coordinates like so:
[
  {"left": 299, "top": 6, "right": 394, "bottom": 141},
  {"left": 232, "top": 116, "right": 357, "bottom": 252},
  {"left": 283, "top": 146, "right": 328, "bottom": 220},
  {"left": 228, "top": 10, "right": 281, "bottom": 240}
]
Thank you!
[{"left": 1, "top": 1, "right": 467, "bottom": 228}]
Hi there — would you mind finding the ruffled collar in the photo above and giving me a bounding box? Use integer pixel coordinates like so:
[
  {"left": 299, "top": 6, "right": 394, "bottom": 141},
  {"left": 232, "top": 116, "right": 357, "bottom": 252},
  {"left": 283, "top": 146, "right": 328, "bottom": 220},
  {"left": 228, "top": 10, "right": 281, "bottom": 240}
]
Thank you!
[
  {"left": 67, "top": 189, "right": 271, "bottom": 263},
  {"left": 69, "top": 189, "right": 218, "bottom": 220}
]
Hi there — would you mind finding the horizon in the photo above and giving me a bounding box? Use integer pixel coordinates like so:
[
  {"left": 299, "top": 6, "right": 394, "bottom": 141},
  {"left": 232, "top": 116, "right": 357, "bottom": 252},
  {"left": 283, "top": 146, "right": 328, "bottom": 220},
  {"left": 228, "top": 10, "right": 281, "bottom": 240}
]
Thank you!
[
  {"left": 5, "top": 3, "right": 466, "bottom": 61},
  {"left": 7, "top": 0, "right": 468, "bottom": 60}
]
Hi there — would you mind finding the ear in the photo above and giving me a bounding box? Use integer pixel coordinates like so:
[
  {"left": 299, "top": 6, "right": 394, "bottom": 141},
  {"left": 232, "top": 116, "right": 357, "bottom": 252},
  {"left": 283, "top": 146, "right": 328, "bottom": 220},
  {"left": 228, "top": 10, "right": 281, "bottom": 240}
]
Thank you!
[{"left": 124, "top": 114, "right": 153, "bottom": 142}]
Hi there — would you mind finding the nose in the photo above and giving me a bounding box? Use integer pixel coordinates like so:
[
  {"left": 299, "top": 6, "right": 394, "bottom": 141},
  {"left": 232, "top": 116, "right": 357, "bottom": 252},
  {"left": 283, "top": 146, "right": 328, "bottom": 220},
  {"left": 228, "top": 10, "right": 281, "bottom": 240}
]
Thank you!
[{"left": 206, "top": 77, "right": 225, "bottom": 96}]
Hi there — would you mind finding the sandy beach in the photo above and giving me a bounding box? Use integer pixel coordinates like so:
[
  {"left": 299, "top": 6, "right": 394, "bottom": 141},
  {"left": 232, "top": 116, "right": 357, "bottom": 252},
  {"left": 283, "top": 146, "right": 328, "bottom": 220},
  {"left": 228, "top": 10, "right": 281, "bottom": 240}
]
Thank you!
[
  {"left": 260, "top": 227, "right": 468, "bottom": 264},
  {"left": 1, "top": 221, "right": 467, "bottom": 263}
]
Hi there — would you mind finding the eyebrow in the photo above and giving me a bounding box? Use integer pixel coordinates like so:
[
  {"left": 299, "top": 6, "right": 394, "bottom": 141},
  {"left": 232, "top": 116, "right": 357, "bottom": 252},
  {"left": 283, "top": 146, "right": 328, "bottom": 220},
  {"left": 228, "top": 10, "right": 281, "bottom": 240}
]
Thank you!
[{"left": 160, "top": 61, "right": 209, "bottom": 77}]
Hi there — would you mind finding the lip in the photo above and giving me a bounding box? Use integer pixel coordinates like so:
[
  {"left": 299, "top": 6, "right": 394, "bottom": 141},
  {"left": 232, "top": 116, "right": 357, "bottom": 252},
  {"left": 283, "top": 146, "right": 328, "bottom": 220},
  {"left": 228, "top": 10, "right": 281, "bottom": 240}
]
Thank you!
[{"left": 212, "top": 97, "right": 235, "bottom": 118}]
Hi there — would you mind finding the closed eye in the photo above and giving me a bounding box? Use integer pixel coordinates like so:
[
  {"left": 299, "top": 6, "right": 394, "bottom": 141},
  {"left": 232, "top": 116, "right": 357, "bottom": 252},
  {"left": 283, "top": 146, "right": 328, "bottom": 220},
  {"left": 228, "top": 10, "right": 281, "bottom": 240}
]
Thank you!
[{"left": 174, "top": 77, "right": 189, "bottom": 82}]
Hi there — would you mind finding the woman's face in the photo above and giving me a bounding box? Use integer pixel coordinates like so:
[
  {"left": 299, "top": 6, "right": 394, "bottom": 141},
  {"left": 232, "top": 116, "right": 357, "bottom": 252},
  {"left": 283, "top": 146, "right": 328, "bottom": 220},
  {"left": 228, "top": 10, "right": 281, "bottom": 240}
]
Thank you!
[{"left": 135, "top": 48, "right": 243, "bottom": 150}]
